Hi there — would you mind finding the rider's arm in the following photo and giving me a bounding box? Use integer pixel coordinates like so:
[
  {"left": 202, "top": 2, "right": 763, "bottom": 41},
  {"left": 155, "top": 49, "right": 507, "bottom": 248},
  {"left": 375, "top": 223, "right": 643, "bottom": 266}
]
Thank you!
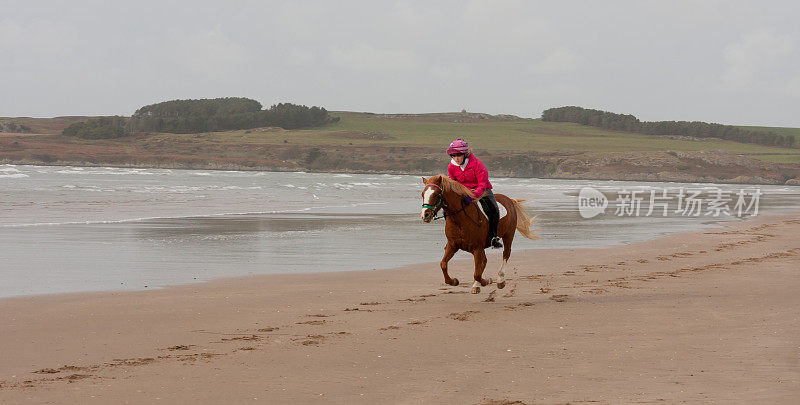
[{"left": 472, "top": 161, "right": 489, "bottom": 199}]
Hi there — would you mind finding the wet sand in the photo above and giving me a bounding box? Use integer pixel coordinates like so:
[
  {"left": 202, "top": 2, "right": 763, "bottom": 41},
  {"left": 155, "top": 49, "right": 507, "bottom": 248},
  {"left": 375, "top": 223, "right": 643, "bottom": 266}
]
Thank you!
[{"left": 1, "top": 213, "right": 799, "bottom": 404}]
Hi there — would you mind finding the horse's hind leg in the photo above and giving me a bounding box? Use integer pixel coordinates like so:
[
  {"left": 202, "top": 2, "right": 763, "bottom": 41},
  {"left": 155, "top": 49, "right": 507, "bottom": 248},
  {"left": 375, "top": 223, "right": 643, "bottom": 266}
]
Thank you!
[
  {"left": 440, "top": 244, "right": 459, "bottom": 286},
  {"left": 471, "top": 249, "right": 491, "bottom": 294},
  {"left": 497, "top": 232, "right": 514, "bottom": 289}
]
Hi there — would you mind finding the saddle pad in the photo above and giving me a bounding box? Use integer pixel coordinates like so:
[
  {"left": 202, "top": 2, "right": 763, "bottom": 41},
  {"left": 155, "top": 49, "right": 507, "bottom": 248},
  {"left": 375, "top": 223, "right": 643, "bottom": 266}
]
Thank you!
[{"left": 476, "top": 199, "right": 508, "bottom": 220}]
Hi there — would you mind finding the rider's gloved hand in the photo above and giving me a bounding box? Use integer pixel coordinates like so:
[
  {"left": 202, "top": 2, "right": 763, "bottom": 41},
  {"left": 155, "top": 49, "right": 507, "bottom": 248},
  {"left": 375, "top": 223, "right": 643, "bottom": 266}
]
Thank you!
[{"left": 462, "top": 196, "right": 472, "bottom": 205}]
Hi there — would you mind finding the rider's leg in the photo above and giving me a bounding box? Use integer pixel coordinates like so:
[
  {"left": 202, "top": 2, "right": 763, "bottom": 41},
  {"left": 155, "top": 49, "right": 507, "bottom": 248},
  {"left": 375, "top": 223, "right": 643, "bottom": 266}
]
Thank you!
[{"left": 479, "top": 190, "right": 502, "bottom": 248}]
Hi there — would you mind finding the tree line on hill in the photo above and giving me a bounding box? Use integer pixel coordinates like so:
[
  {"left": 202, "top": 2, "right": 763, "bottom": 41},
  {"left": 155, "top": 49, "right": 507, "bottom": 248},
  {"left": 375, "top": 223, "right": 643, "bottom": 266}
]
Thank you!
[
  {"left": 541, "top": 106, "right": 796, "bottom": 148},
  {"left": 1, "top": 122, "right": 33, "bottom": 133},
  {"left": 62, "top": 116, "right": 128, "bottom": 139},
  {"left": 62, "top": 98, "right": 337, "bottom": 139}
]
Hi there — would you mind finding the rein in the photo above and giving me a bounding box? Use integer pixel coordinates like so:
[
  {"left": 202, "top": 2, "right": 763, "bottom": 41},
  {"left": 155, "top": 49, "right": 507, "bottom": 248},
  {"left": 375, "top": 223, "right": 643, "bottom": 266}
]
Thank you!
[{"left": 423, "top": 184, "right": 483, "bottom": 226}]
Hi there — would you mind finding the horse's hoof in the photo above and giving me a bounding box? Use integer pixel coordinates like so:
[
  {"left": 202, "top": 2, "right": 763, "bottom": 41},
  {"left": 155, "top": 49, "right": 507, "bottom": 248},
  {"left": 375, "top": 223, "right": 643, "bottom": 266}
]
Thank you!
[
  {"left": 452, "top": 278, "right": 459, "bottom": 286},
  {"left": 497, "top": 281, "right": 506, "bottom": 289},
  {"left": 471, "top": 286, "right": 480, "bottom": 294}
]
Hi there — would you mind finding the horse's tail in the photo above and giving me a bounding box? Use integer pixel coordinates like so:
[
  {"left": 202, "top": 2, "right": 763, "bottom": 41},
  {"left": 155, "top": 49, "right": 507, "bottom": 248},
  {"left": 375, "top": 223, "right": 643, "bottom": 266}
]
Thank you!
[{"left": 510, "top": 199, "right": 538, "bottom": 240}]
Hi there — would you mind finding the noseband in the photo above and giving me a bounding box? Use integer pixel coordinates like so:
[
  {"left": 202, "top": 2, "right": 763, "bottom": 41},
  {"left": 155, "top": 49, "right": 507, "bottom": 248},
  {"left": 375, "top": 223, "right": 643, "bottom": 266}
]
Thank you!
[{"left": 422, "top": 184, "right": 447, "bottom": 219}]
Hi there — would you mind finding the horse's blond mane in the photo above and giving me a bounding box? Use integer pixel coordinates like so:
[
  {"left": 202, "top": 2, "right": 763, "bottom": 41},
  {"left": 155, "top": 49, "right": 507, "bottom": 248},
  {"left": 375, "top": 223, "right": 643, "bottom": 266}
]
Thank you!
[{"left": 427, "top": 175, "right": 474, "bottom": 198}]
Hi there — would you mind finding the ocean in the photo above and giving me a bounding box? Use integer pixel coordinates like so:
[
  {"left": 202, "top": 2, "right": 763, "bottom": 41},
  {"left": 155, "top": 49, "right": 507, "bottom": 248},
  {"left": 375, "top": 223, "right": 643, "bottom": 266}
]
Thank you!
[{"left": 1, "top": 164, "right": 798, "bottom": 298}]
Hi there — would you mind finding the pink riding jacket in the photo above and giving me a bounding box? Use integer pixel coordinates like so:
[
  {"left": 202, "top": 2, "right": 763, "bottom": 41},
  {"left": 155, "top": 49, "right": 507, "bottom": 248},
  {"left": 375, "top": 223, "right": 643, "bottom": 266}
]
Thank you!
[{"left": 447, "top": 154, "right": 493, "bottom": 199}]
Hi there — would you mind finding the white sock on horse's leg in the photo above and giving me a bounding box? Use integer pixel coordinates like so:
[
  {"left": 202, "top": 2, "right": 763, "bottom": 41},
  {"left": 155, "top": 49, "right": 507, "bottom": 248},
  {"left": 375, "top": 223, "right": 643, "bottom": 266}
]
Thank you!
[
  {"left": 497, "top": 259, "right": 507, "bottom": 284},
  {"left": 470, "top": 279, "right": 482, "bottom": 294}
]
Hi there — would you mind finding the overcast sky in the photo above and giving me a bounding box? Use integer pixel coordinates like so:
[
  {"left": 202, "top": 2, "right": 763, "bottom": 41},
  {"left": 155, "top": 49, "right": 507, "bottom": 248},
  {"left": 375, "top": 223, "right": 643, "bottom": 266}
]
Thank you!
[{"left": 2, "top": 1, "right": 799, "bottom": 126}]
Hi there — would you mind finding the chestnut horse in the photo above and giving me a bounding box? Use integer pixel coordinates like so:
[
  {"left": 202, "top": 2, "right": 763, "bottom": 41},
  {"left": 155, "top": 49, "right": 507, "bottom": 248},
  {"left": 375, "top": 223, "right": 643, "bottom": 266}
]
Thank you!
[{"left": 420, "top": 175, "right": 537, "bottom": 294}]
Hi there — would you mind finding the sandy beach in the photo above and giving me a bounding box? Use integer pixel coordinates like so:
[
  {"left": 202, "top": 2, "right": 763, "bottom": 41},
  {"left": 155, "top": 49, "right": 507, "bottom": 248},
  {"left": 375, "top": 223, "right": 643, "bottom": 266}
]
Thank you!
[{"left": 1, "top": 213, "right": 798, "bottom": 404}]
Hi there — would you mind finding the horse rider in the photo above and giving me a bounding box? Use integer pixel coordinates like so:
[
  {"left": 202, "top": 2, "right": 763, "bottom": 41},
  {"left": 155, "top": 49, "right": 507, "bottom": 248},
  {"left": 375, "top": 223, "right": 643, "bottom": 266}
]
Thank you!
[{"left": 446, "top": 138, "right": 503, "bottom": 249}]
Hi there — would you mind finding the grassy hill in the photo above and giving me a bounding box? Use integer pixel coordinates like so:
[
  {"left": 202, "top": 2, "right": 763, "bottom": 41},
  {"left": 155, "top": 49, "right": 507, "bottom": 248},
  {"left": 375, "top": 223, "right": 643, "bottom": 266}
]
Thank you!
[
  {"left": 2, "top": 111, "right": 799, "bottom": 184},
  {"left": 323, "top": 112, "right": 799, "bottom": 159}
]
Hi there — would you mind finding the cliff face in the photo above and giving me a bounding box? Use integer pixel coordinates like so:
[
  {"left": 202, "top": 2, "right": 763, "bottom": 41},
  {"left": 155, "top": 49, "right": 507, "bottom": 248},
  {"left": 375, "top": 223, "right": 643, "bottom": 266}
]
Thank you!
[{"left": 2, "top": 132, "right": 798, "bottom": 185}]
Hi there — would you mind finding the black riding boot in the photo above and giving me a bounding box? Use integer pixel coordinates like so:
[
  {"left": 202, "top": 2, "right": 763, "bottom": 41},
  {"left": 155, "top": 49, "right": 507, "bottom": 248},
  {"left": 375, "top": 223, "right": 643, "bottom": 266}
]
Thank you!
[{"left": 479, "top": 190, "right": 503, "bottom": 249}]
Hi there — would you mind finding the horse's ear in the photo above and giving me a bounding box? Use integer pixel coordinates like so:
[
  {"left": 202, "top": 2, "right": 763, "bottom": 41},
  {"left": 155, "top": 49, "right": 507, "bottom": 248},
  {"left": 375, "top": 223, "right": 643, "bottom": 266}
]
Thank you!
[{"left": 421, "top": 177, "right": 427, "bottom": 184}]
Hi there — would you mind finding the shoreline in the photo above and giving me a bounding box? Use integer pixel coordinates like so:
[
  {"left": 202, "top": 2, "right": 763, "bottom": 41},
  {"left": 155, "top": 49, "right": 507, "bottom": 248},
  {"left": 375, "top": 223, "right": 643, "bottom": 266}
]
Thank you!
[
  {"left": 0, "top": 205, "right": 764, "bottom": 301},
  {"left": 3, "top": 158, "right": 799, "bottom": 185},
  {"left": 2, "top": 212, "right": 799, "bottom": 403},
  {"left": 8, "top": 164, "right": 798, "bottom": 301}
]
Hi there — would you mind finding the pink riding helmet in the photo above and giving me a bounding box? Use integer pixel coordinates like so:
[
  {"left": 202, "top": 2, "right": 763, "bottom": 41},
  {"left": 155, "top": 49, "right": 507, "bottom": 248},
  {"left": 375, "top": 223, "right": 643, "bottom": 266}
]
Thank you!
[{"left": 446, "top": 138, "right": 470, "bottom": 155}]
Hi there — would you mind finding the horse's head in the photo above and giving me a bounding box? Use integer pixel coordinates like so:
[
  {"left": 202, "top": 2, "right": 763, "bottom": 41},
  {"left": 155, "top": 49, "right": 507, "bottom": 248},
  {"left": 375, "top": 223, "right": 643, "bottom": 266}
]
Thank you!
[{"left": 420, "top": 177, "right": 445, "bottom": 223}]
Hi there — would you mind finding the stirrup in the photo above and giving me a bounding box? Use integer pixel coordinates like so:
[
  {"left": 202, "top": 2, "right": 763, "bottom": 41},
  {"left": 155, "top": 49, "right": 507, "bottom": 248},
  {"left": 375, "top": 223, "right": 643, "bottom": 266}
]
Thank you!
[{"left": 491, "top": 237, "right": 503, "bottom": 249}]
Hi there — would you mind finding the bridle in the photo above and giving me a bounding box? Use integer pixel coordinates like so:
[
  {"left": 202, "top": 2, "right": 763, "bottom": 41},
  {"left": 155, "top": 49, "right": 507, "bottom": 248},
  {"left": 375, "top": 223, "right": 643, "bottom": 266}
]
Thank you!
[
  {"left": 422, "top": 184, "right": 447, "bottom": 220},
  {"left": 422, "top": 184, "right": 482, "bottom": 225}
]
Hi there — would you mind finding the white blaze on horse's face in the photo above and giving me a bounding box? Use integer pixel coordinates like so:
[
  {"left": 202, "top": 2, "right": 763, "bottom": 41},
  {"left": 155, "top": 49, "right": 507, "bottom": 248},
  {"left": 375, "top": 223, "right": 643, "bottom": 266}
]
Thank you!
[{"left": 421, "top": 186, "right": 436, "bottom": 222}]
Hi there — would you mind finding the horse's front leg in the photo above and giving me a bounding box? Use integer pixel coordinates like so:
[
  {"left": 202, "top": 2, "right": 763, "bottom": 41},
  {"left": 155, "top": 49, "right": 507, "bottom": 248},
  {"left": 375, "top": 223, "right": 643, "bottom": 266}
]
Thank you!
[
  {"left": 470, "top": 248, "right": 492, "bottom": 294},
  {"left": 440, "top": 243, "right": 459, "bottom": 286}
]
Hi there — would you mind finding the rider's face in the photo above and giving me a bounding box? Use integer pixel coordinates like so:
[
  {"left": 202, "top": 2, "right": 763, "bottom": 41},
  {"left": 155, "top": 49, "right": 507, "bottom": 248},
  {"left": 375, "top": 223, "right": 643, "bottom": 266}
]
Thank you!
[{"left": 451, "top": 153, "right": 466, "bottom": 165}]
